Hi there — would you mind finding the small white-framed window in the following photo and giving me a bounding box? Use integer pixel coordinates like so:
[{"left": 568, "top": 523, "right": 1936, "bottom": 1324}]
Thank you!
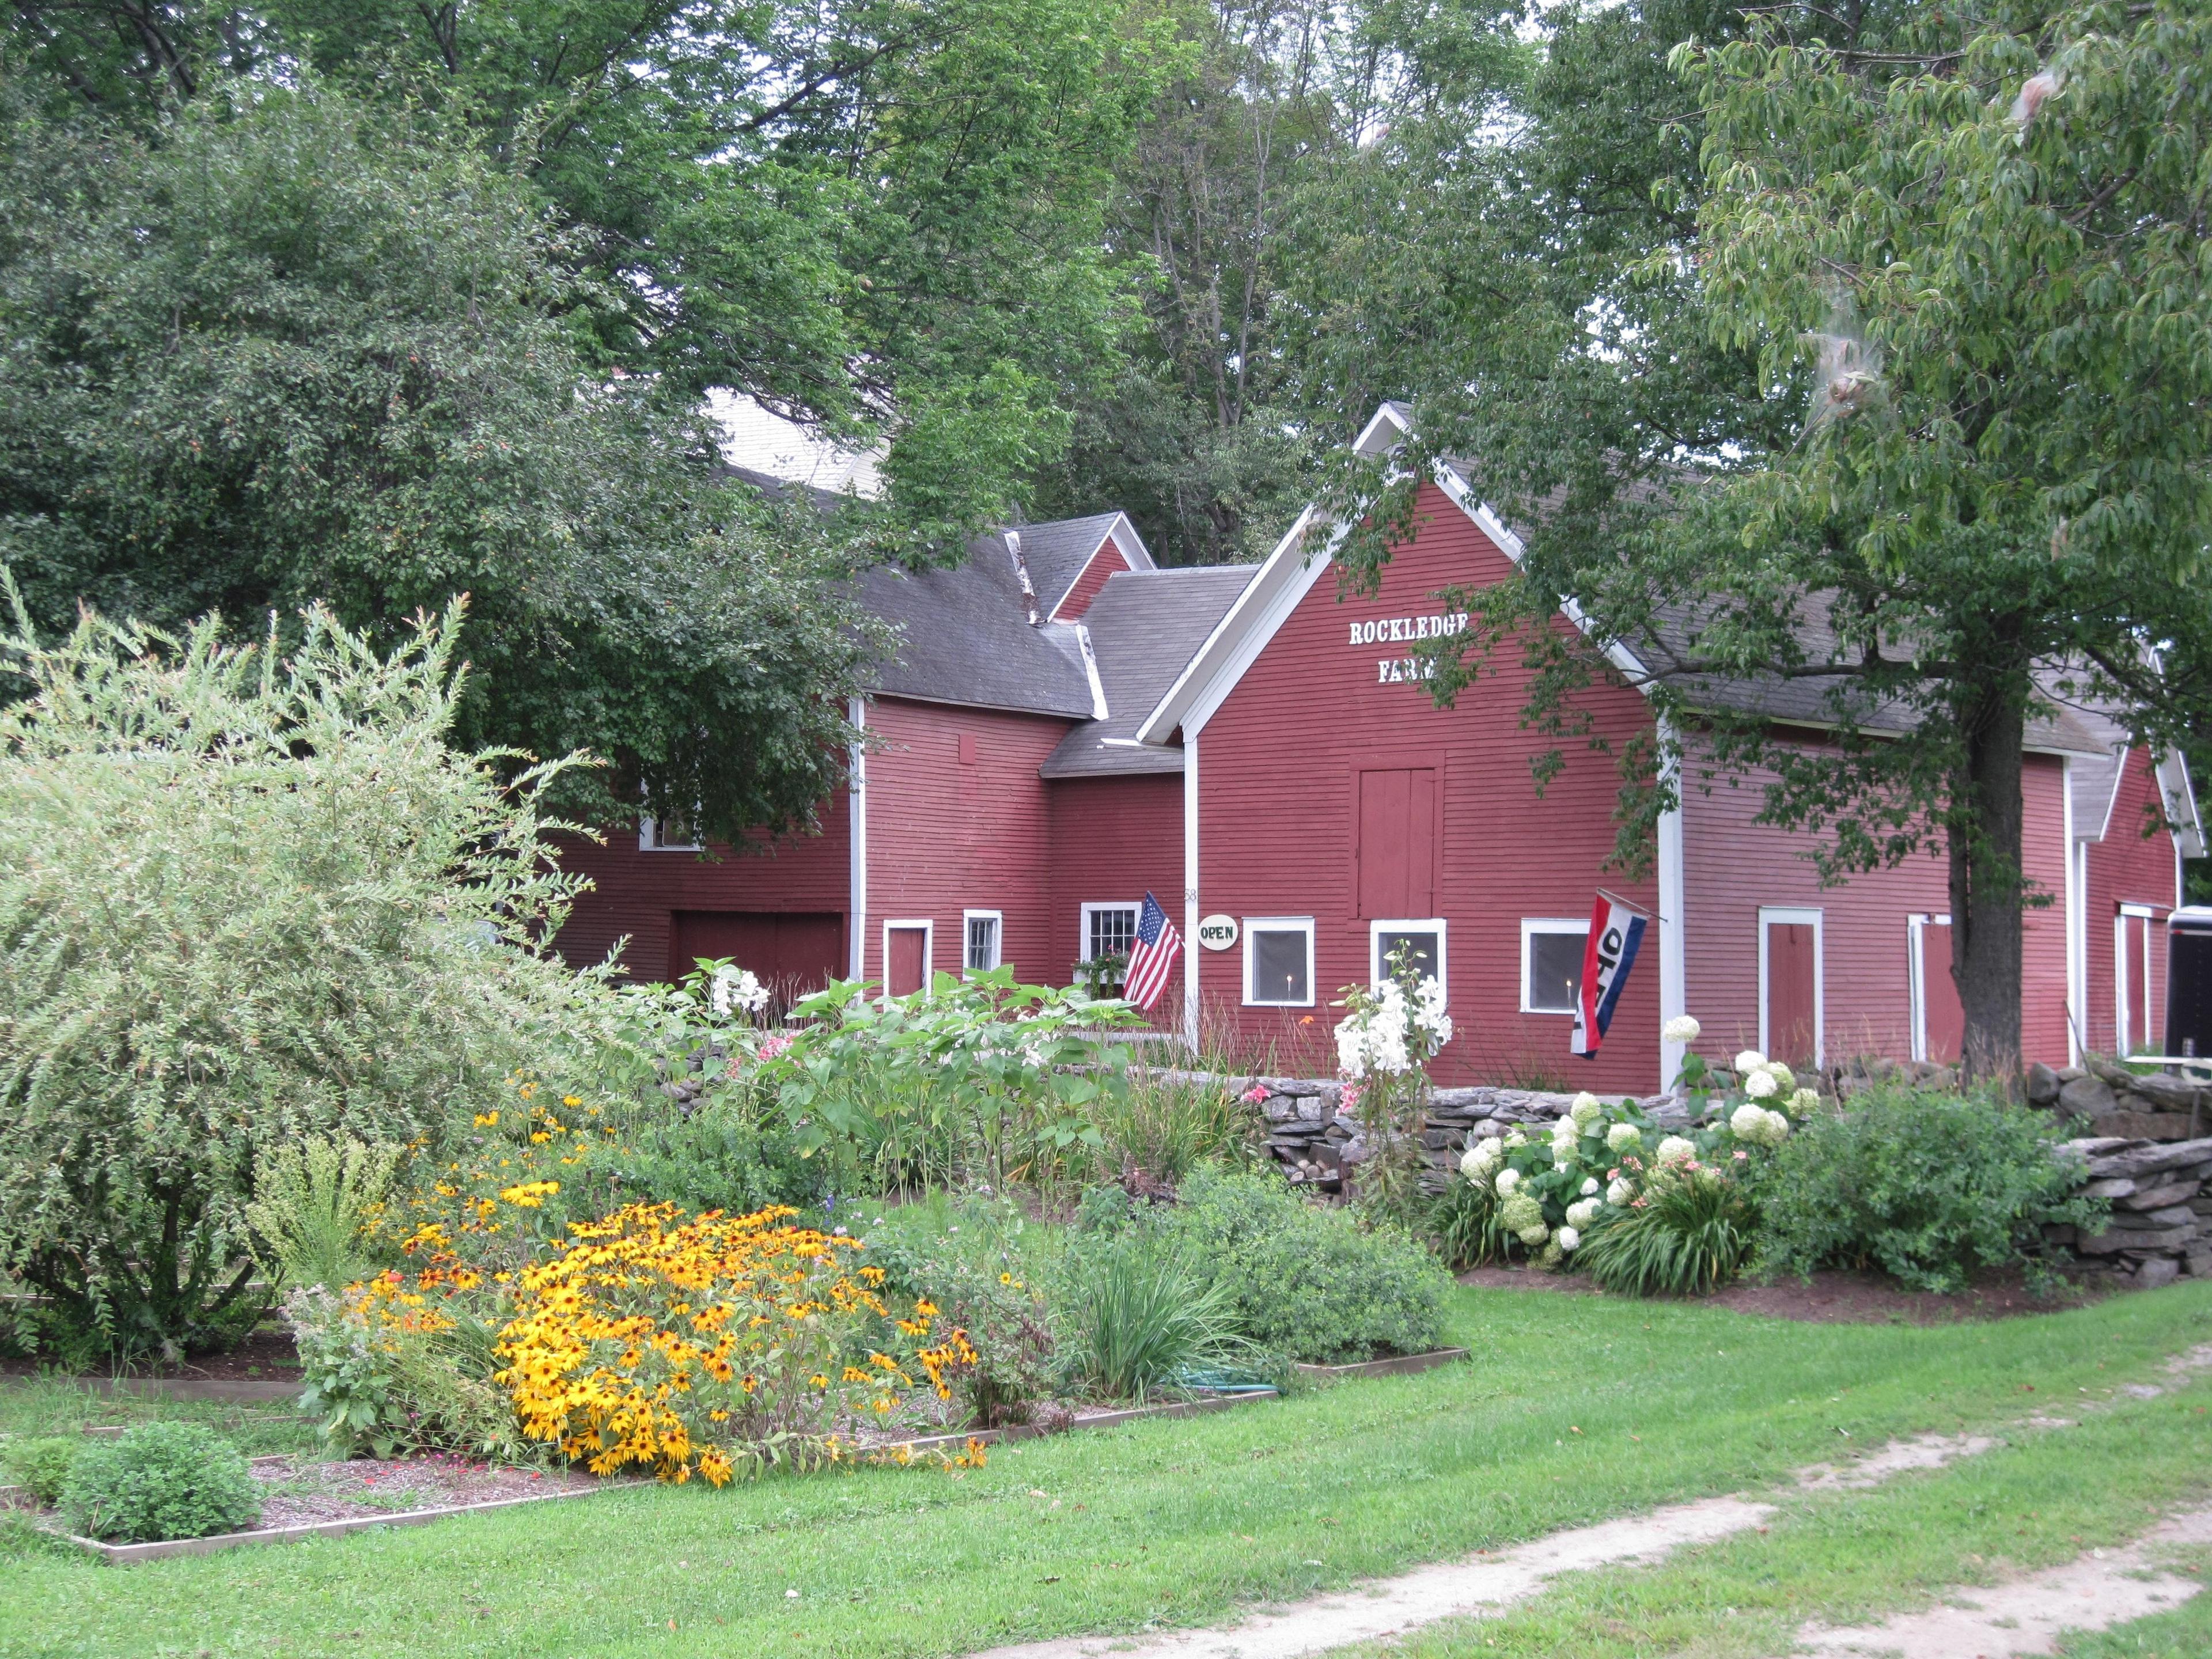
[
  {"left": 963, "top": 910, "right": 1003, "bottom": 974},
  {"left": 2118, "top": 902, "right": 2160, "bottom": 1056},
  {"left": 1520, "top": 918, "right": 1588, "bottom": 1014},
  {"left": 638, "top": 815, "right": 702, "bottom": 853},
  {"left": 1243, "top": 917, "right": 1315, "bottom": 1007},
  {"left": 1081, "top": 902, "right": 1139, "bottom": 986},
  {"left": 1372, "top": 919, "right": 1446, "bottom": 999}
]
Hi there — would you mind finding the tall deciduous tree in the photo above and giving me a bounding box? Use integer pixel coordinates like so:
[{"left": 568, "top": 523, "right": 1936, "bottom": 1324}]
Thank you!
[
  {"left": 0, "top": 81, "right": 876, "bottom": 837},
  {"left": 1353, "top": 0, "right": 2212, "bottom": 1078}
]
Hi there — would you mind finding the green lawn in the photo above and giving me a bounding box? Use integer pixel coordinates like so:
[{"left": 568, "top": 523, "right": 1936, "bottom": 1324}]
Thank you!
[{"left": 3, "top": 1282, "right": 2209, "bottom": 1659}]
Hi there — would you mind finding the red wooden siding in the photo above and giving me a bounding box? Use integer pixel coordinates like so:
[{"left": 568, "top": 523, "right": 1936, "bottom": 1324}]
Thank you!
[
  {"left": 857, "top": 697, "right": 1071, "bottom": 986},
  {"left": 1046, "top": 772, "right": 1185, "bottom": 1018},
  {"left": 2083, "top": 746, "right": 2181, "bottom": 1055},
  {"left": 551, "top": 799, "right": 852, "bottom": 981},
  {"left": 1193, "top": 481, "right": 1664, "bottom": 1089},
  {"left": 1050, "top": 534, "right": 1132, "bottom": 621},
  {"left": 1679, "top": 743, "right": 2072, "bottom": 1067}
]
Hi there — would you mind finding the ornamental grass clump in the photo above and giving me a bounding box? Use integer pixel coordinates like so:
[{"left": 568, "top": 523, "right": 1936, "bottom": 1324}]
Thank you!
[{"left": 494, "top": 1203, "right": 972, "bottom": 1484}]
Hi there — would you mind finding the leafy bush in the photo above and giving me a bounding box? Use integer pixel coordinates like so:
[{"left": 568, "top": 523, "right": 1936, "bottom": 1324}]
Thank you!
[
  {"left": 59, "top": 1421, "right": 260, "bottom": 1543},
  {"left": 862, "top": 1198, "right": 1057, "bottom": 1426},
  {"left": 1576, "top": 1168, "right": 1756, "bottom": 1296},
  {"left": 1123, "top": 1166, "right": 1449, "bottom": 1365},
  {"left": 1747, "top": 1083, "right": 2105, "bottom": 1292},
  {"left": 0, "top": 599, "right": 613, "bottom": 1359},
  {"left": 1056, "top": 1232, "right": 1247, "bottom": 1400},
  {"left": 283, "top": 1282, "right": 524, "bottom": 1461},
  {"left": 2, "top": 1435, "right": 79, "bottom": 1505},
  {"left": 245, "top": 1135, "right": 404, "bottom": 1295}
]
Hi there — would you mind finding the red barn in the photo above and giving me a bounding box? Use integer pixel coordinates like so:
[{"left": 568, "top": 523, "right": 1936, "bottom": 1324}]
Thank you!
[{"left": 555, "top": 406, "right": 2202, "bottom": 1086}]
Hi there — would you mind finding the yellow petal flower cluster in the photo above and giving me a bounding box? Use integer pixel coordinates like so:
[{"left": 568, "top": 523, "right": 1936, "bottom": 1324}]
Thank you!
[{"left": 494, "top": 1202, "right": 967, "bottom": 1486}]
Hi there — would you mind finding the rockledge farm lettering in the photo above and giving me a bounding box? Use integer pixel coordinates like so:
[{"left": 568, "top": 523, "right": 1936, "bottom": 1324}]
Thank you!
[{"left": 1350, "top": 611, "right": 1471, "bottom": 684}]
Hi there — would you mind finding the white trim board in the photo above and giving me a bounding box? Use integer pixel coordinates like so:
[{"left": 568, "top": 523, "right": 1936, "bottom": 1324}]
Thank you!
[
  {"left": 1520, "top": 917, "right": 1588, "bottom": 1016},
  {"left": 880, "top": 918, "right": 934, "bottom": 998},
  {"left": 960, "top": 908, "right": 1003, "bottom": 974},
  {"left": 1243, "top": 916, "right": 1316, "bottom": 1007}
]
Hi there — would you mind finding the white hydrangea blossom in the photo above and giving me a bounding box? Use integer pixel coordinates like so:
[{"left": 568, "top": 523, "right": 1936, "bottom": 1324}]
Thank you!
[
  {"left": 1730, "top": 1103, "right": 1767, "bottom": 1139},
  {"left": 1566, "top": 1197, "right": 1601, "bottom": 1229},
  {"left": 1734, "top": 1049, "right": 1767, "bottom": 1074},
  {"left": 1556, "top": 1226, "right": 1581, "bottom": 1252},
  {"left": 1758, "top": 1108, "right": 1792, "bottom": 1146},
  {"left": 1743, "top": 1067, "right": 1779, "bottom": 1099},
  {"left": 1460, "top": 1139, "right": 1501, "bottom": 1180},
  {"left": 1580, "top": 1176, "right": 1600, "bottom": 1196},
  {"left": 1605, "top": 1178, "right": 1634, "bottom": 1206},
  {"left": 1570, "top": 1092, "right": 1604, "bottom": 1127},
  {"left": 1662, "top": 1014, "right": 1702, "bottom": 1044},
  {"left": 1657, "top": 1135, "right": 1696, "bottom": 1165},
  {"left": 1763, "top": 1060, "right": 1796, "bottom": 1092},
  {"left": 1606, "top": 1121, "right": 1641, "bottom": 1152},
  {"left": 1791, "top": 1088, "right": 1820, "bottom": 1114},
  {"left": 1495, "top": 1168, "right": 1522, "bottom": 1195}
]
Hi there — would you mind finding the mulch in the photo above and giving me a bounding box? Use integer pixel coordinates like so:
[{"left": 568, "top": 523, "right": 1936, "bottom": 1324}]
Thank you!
[
  {"left": 250, "top": 1455, "right": 592, "bottom": 1529},
  {"left": 1457, "top": 1263, "right": 2116, "bottom": 1324}
]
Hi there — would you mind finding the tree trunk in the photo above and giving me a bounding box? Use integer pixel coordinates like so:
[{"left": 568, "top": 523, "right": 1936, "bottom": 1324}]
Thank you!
[{"left": 1948, "top": 688, "right": 2027, "bottom": 1084}]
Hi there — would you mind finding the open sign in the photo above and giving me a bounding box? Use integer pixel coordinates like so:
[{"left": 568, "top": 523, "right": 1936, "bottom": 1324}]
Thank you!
[{"left": 1197, "top": 914, "right": 1238, "bottom": 951}]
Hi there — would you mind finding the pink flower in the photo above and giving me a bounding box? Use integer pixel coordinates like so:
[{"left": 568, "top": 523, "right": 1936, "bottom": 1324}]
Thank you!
[
  {"left": 759, "top": 1034, "right": 794, "bottom": 1061},
  {"left": 1340, "top": 1084, "right": 1363, "bottom": 1113},
  {"left": 1240, "top": 1085, "right": 1270, "bottom": 1105},
  {"left": 1733, "top": 1149, "right": 1748, "bottom": 1162}
]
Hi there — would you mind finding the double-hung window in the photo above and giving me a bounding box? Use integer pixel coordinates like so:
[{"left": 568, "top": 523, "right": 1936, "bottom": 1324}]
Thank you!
[
  {"left": 1081, "top": 903, "right": 1139, "bottom": 988},
  {"left": 1520, "top": 918, "right": 1588, "bottom": 1014},
  {"left": 1243, "top": 918, "right": 1316, "bottom": 1007},
  {"left": 963, "top": 910, "right": 1003, "bottom": 974},
  {"left": 1372, "top": 919, "right": 1446, "bottom": 999}
]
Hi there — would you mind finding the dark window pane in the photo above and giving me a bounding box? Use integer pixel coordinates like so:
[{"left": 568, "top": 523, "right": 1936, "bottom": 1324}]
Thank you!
[
  {"left": 966, "top": 916, "right": 998, "bottom": 971},
  {"left": 1528, "top": 930, "right": 1585, "bottom": 1012},
  {"left": 1252, "top": 929, "right": 1310, "bottom": 1003},
  {"left": 1376, "top": 930, "right": 1440, "bottom": 984}
]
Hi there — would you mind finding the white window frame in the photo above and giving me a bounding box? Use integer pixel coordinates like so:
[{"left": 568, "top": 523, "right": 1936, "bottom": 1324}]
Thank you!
[
  {"left": 1520, "top": 918, "right": 1589, "bottom": 1015},
  {"left": 961, "top": 908, "right": 1003, "bottom": 974},
  {"left": 2118, "top": 903, "right": 2160, "bottom": 1055},
  {"left": 1080, "top": 901, "right": 1141, "bottom": 981},
  {"left": 1907, "top": 912, "right": 1951, "bottom": 1063},
  {"left": 638, "top": 815, "right": 702, "bottom": 853},
  {"left": 1758, "top": 906, "right": 1825, "bottom": 1066},
  {"left": 880, "top": 918, "right": 934, "bottom": 999},
  {"left": 1243, "top": 916, "right": 1316, "bottom": 1007},
  {"left": 1370, "top": 918, "right": 1448, "bottom": 1001}
]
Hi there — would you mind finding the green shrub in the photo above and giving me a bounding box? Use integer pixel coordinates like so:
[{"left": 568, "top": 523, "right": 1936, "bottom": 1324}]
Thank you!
[
  {"left": 0, "top": 599, "right": 615, "bottom": 1359},
  {"left": 1427, "top": 1177, "right": 1511, "bottom": 1271},
  {"left": 1056, "top": 1232, "right": 1248, "bottom": 1401},
  {"left": 1576, "top": 1168, "right": 1755, "bottom": 1296},
  {"left": 245, "top": 1135, "right": 404, "bottom": 1294},
  {"left": 59, "top": 1421, "right": 261, "bottom": 1543},
  {"left": 2, "top": 1435, "right": 79, "bottom": 1505},
  {"left": 283, "top": 1285, "right": 525, "bottom": 1460},
  {"left": 1142, "top": 1166, "right": 1450, "bottom": 1365},
  {"left": 1747, "top": 1084, "right": 2106, "bottom": 1293},
  {"left": 863, "top": 1196, "right": 1058, "bottom": 1426}
]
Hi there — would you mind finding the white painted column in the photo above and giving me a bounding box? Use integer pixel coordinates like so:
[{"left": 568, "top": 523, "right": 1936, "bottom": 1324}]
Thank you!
[
  {"left": 1183, "top": 732, "right": 1201, "bottom": 1053},
  {"left": 847, "top": 696, "right": 868, "bottom": 983},
  {"left": 2063, "top": 756, "right": 2084, "bottom": 1065},
  {"left": 1656, "top": 729, "right": 1688, "bottom": 1093}
]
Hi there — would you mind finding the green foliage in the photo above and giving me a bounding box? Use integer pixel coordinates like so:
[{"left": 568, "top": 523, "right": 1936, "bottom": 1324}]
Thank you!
[
  {"left": 2, "top": 1435, "right": 79, "bottom": 1506},
  {"left": 759, "top": 971, "right": 1143, "bottom": 1199},
  {"left": 0, "top": 597, "right": 614, "bottom": 1359},
  {"left": 0, "top": 72, "right": 875, "bottom": 840},
  {"left": 1153, "top": 1166, "right": 1449, "bottom": 1365},
  {"left": 1094, "top": 1073, "right": 1264, "bottom": 1185},
  {"left": 1427, "top": 1176, "right": 1512, "bottom": 1272},
  {"left": 862, "top": 1196, "right": 1058, "bottom": 1426},
  {"left": 59, "top": 1422, "right": 260, "bottom": 1544},
  {"left": 244, "top": 1136, "right": 404, "bottom": 1296},
  {"left": 1747, "top": 1084, "right": 2107, "bottom": 1293},
  {"left": 1055, "top": 1231, "right": 1248, "bottom": 1402},
  {"left": 282, "top": 1285, "right": 525, "bottom": 1461},
  {"left": 1576, "top": 1168, "right": 1755, "bottom": 1297}
]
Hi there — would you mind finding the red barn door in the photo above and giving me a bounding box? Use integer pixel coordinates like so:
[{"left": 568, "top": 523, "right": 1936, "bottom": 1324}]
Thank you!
[
  {"left": 1355, "top": 767, "right": 1437, "bottom": 918},
  {"left": 885, "top": 925, "right": 930, "bottom": 997},
  {"left": 669, "top": 910, "right": 843, "bottom": 1004},
  {"left": 1913, "top": 916, "right": 1965, "bottom": 1064},
  {"left": 1764, "top": 922, "right": 1818, "bottom": 1068}
]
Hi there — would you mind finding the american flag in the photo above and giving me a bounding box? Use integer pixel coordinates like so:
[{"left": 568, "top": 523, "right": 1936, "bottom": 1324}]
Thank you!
[{"left": 1122, "top": 891, "right": 1183, "bottom": 1010}]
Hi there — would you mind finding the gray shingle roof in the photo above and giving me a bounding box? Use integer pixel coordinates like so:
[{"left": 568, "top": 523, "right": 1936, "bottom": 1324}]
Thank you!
[
  {"left": 1041, "top": 568, "right": 1257, "bottom": 778},
  {"left": 1010, "top": 514, "right": 1138, "bottom": 618},
  {"left": 859, "top": 536, "right": 1098, "bottom": 718}
]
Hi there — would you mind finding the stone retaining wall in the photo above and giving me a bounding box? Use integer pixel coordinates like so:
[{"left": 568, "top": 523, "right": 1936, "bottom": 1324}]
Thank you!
[
  {"left": 1149, "top": 1071, "right": 1683, "bottom": 1196},
  {"left": 2054, "top": 1135, "right": 2212, "bottom": 1291},
  {"left": 2030, "top": 1060, "right": 2212, "bottom": 1142}
]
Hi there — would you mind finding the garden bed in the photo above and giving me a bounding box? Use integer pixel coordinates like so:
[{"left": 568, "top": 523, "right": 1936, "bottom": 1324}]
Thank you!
[
  {"left": 56, "top": 1453, "right": 603, "bottom": 1563},
  {"left": 1293, "top": 1347, "right": 1468, "bottom": 1381},
  {"left": 1457, "top": 1264, "right": 2114, "bottom": 1324}
]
